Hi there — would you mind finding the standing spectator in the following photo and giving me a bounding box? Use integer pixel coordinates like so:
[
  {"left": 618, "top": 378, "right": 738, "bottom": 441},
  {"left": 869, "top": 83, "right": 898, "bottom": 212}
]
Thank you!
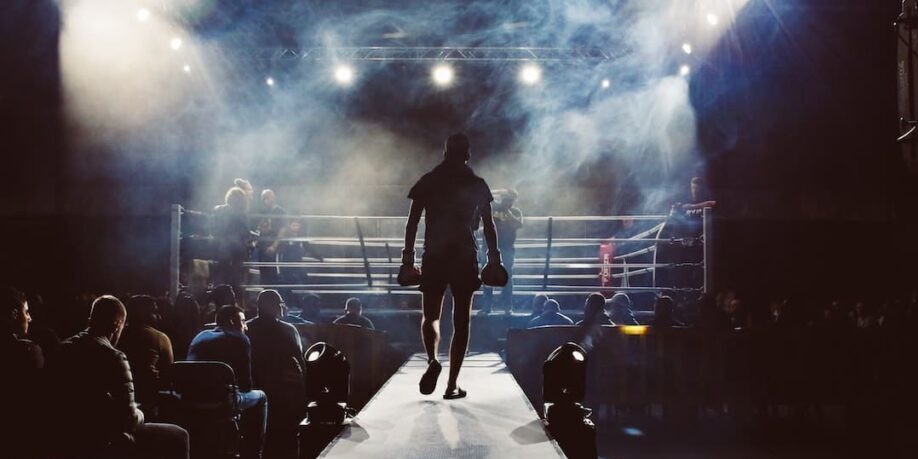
[
  {"left": 481, "top": 188, "right": 523, "bottom": 314},
  {"left": 333, "top": 298, "right": 375, "bottom": 330},
  {"left": 256, "top": 189, "right": 286, "bottom": 286},
  {"left": 51, "top": 295, "right": 189, "bottom": 459},
  {"left": 213, "top": 187, "right": 255, "bottom": 301},
  {"left": 528, "top": 300, "right": 574, "bottom": 328},
  {"left": 117, "top": 295, "right": 174, "bottom": 415},
  {"left": 188, "top": 305, "right": 268, "bottom": 459},
  {"left": 246, "top": 290, "right": 306, "bottom": 459},
  {"left": 608, "top": 292, "right": 639, "bottom": 325}
]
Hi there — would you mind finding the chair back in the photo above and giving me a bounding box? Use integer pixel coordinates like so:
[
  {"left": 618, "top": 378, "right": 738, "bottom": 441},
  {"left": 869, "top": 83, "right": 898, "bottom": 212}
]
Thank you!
[{"left": 172, "top": 361, "right": 238, "bottom": 416}]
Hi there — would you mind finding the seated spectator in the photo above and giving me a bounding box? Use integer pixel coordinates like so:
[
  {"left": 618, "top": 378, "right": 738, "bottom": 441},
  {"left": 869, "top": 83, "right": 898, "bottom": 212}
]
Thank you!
[
  {"left": 188, "top": 305, "right": 267, "bottom": 459},
  {"left": 202, "top": 284, "right": 238, "bottom": 325},
  {"left": 528, "top": 294, "right": 549, "bottom": 322},
  {"left": 280, "top": 295, "right": 313, "bottom": 325},
  {"left": 246, "top": 290, "right": 306, "bottom": 458},
  {"left": 697, "top": 293, "right": 730, "bottom": 330},
  {"left": 51, "top": 295, "right": 188, "bottom": 459},
  {"left": 608, "top": 292, "right": 639, "bottom": 325},
  {"left": 2, "top": 287, "right": 45, "bottom": 459},
  {"left": 2, "top": 287, "right": 44, "bottom": 370},
  {"left": 168, "top": 292, "right": 201, "bottom": 360},
  {"left": 647, "top": 295, "right": 685, "bottom": 327},
  {"left": 117, "top": 294, "right": 174, "bottom": 415},
  {"left": 852, "top": 301, "right": 875, "bottom": 329},
  {"left": 333, "top": 298, "right": 375, "bottom": 330},
  {"left": 24, "top": 291, "right": 61, "bottom": 360},
  {"left": 528, "top": 299, "right": 574, "bottom": 328},
  {"left": 576, "top": 293, "right": 615, "bottom": 326}
]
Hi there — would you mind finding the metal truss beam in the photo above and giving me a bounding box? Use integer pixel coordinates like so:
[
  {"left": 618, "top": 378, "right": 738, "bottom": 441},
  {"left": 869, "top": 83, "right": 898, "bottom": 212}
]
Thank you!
[{"left": 247, "top": 47, "right": 629, "bottom": 62}]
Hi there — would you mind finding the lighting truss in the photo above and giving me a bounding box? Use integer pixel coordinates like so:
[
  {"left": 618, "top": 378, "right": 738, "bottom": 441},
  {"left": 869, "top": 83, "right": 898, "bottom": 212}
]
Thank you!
[{"left": 246, "top": 47, "right": 630, "bottom": 62}]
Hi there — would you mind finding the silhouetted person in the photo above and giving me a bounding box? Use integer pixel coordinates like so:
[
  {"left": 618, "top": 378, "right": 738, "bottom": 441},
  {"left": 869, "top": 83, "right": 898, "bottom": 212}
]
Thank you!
[
  {"left": 528, "top": 300, "right": 574, "bottom": 328},
  {"left": 481, "top": 188, "right": 523, "bottom": 314},
  {"left": 333, "top": 297, "right": 375, "bottom": 330},
  {"left": 213, "top": 187, "right": 255, "bottom": 301},
  {"left": 2, "top": 287, "right": 44, "bottom": 458},
  {"left": 117, "top": 294, "right": 174, "bottom": 415},
  {"left": 403, "top": 133, "right": 501, "bottom": 400},
  {"left": 647, "top": 295, "right": 685, "bottom": 327},
  {"left": 256, "top": 189, "right": 286, "bottom": 285},
  {"left": 189, "top": 305, "right": 267, "bottom": 459},
  {"left": 280, "top": 296, "right": 313, "bottom": 325},
  {"left": 23, "top": 291, "right": 60, "bottom": 361},
  {"left": 168, "top": 292, "right": 200, "bottom": 360},
  {"left": 576, "top": 293, "right": 615, "bottom": 326},
  {"left": 608, "top": 292, "right": 639, "bottom": 325},
  {"left": 52, "top": 295, "right": 189, "bottom": 459},
  {"left": 528, "top": 294, "right": 549, "bottom": 322},
  {"left": 246, "top": 290, "right": 305, "bottom": 459}
]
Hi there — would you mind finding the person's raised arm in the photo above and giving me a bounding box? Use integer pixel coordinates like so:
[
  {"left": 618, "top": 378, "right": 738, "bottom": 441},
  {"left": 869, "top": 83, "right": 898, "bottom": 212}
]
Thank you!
[
  {"left": 402, "top": 200, "right": 424, "bottom": 263},
  {"left": 481, "top": 202, "right": 500, "bottom": 263}
]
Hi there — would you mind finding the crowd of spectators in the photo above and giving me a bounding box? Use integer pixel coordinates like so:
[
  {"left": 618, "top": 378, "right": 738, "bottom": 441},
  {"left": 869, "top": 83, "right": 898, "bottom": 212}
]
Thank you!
[{"left": 1, "top": 283, "right": 378, "bottom": 459}]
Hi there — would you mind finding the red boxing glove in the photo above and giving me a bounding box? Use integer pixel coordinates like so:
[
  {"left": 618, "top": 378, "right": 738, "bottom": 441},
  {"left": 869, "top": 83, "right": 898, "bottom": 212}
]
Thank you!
[{"left": 397, "top": 264, "right": 422, "bottom": 287}]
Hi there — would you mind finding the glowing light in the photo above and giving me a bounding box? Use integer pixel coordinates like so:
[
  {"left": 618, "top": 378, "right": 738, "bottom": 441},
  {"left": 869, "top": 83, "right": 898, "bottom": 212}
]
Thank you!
[
  {"left": 333, "top": 65, "right": 354, "bottom": 85},
  {"left": 265, "top": 77, "right": 275, "bottom": 87},
  {"left": 136, "top": 8, "right": 150, "bottom": 22},
  {"left": 601, "top": 79, "right": 610, "bottom": 89},
  {"left": 682, "top": 43, "right": 693, "bottom": 55},
  {"left": 621, "top": 325, "right": 649, "bottom": 336},
  {"left": 571, "top": 350, "right": 585, "bottom": 362},
  {"left": 706, "top": 13, "right": 719, "bottom": 26},
  {"left": 307, "top": 351, "right": 320, "bottom": 362},
  {"left": 623, "top": 427, "right": 645, "bottom": 437},
  {"left": 182, "top": 64, "right": 191, "bottom": 73},
  {"left": 519, "top": 64, "right": 542, "bottom": 85},
  {"left": 432, "top": 64, "right": 454, "bottom": 86},
  {"left": 169, "top": 37, "right": 183, "bottom": 51},
  {"left": 679, "top": 65, "right": 691, "bottom": 77}
]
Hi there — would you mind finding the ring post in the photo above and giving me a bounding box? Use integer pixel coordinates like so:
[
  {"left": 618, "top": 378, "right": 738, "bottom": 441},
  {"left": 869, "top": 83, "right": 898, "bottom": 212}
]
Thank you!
[
  {"left": 354, "top": 217, "right": 373, "bottom": 288},
  {"left": 703, "top": 207, "right": 713, "bottom": 294},
  {"left": 169, "top": 204, "right": 182, "bottom": 300},
  {"left": 542, "top": 217, "right": 553, "bottom": 290}
]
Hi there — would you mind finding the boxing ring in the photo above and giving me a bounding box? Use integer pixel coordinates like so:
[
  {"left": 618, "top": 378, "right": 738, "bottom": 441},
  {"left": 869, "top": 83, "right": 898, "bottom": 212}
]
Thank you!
[{"left": 168, "top": 204, "right": 712, "bottom": 302}]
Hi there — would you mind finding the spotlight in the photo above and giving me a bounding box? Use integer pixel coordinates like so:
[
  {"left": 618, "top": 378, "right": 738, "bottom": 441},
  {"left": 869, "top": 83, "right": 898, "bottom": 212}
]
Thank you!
[
  {"left": 136, "top": 8, "right": 151, "bottom": 22},
  {"left": 334, "top": 65, "right": 354, "bottom": 85},
  {"left": 679, "top": 65, "right": 691, "bottom": 77},
  {"left": 182, "top": 64, "right": 191, "bottom": 74},
  {"left": 169, "top": 37, "right": 183, "bottom": 51},
  {"left": 519, "top": 64, "right": 542, "bottom": 85},
  {"left": 266, "top": 77, "right": 275, "bottom": 87},
  {"left": 682, "top": 43, "right": 693, "bottom": 55},
  {"left": 706, "top": 13, "right": 719, "bottom": 26},
  {"left": 304, "top": 342, "right": 350, "bottom": 424},
  {"left": 432, "top": 64, "right": 454, "bottom": 86},
  {"left": 542, "top": 342, "right": 596, "bottom": 458},
  {"left": 601, "top": 79, "right": 610, "bottom": 89}
]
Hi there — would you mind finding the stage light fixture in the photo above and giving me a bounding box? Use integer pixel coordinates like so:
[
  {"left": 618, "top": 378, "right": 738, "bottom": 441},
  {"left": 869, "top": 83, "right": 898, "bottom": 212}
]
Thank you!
[
  {"left": 334, "top": 65, "right": 354, "bottom": 85},
  {"left": 679, "top": 65, "right": 691, "bottom": 77},
  {"left": 266, "top": 77, "right": 275, "bottom": 87},
  {"left": 520, "top": 64, "right": 542, "bottom": 85},
  {"left": 136, "top": 8, "right": 151, "bottom": 22},
  {"left": 706, "top": 13, "right": 719, "bottom": 26},
  {"left": 682, "top": 43, "right": 693, "bottom": 55},
  {"left": 304, "top": 342, "right": 350, "bottom": 424},
  {"left": 543, "top": 342, "right": 596, "bottom": 458},
  {"left": 169, "top": 37, "right": 183, "bottom": 51},
  {"left": 432, "top": 64, "right": 454, "bottom": 86},
  {"left": 601, "top": 79, "right": 610, "bottom": 89}
]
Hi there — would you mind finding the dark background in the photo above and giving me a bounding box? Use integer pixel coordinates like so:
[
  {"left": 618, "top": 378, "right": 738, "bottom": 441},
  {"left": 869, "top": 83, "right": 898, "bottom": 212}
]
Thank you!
[{"left": 0, "top": 0, "right": 914, "bottom": 297}]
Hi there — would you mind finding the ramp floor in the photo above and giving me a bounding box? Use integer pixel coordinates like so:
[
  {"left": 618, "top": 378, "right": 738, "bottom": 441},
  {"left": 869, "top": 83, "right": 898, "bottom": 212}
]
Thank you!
[{"left": 320, "top": 353, "right": 564, "bottom": 459}]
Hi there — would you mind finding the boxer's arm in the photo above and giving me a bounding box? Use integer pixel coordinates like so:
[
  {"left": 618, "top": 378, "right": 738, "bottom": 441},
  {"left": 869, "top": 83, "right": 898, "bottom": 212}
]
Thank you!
[
  {"left": 481, "top": 202, "right": 500, "bottom": 262},
  {"left": 403, "top": 200, "right": 424, "bottom": 263}
]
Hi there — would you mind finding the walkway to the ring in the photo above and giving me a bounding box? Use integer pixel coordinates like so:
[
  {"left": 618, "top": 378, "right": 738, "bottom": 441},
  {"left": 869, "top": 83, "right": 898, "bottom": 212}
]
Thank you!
[{"left": 320, "top": 353, "right": 565, "bottom": 459}]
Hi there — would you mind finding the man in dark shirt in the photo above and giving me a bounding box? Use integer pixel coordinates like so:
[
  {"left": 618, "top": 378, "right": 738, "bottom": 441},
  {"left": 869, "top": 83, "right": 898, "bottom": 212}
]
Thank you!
[
  {"left": 332, "top": 297, "right": 376, "bottom": 329},
  {"left": 528, "top": 300, "right": 574, "bottom": 328},
  {"left": 256, "top": 189, "right": 286, "bottom": 285},
  {"left": 647, "top": 296, "right": 685, "bottom": 328},
  {"left": 246, "top": 290, "right": 305, "bottom": 458},
  {"left": 609, "top": 292, "right": 639, "bottom": 325},
  {"left": 52, "top": 295, "right": 188, "bottom": 459},
  {"left": 2, "top": 287, "right": 44, "bottom": 458},
  {"left": 481, "top": 189, "right": 523, "bottom": 314},
  {"left": 213, "top": 187, "right": 256, "bottom": 299},
  {"left": 403, "top": 133, "right": 501, "bottom": 400},
  {"left": 189, "top": 305, "right": 267, "bottom": 459},
  {"left": 117, "top": 294, "right": 174, "bottom": 415}
]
